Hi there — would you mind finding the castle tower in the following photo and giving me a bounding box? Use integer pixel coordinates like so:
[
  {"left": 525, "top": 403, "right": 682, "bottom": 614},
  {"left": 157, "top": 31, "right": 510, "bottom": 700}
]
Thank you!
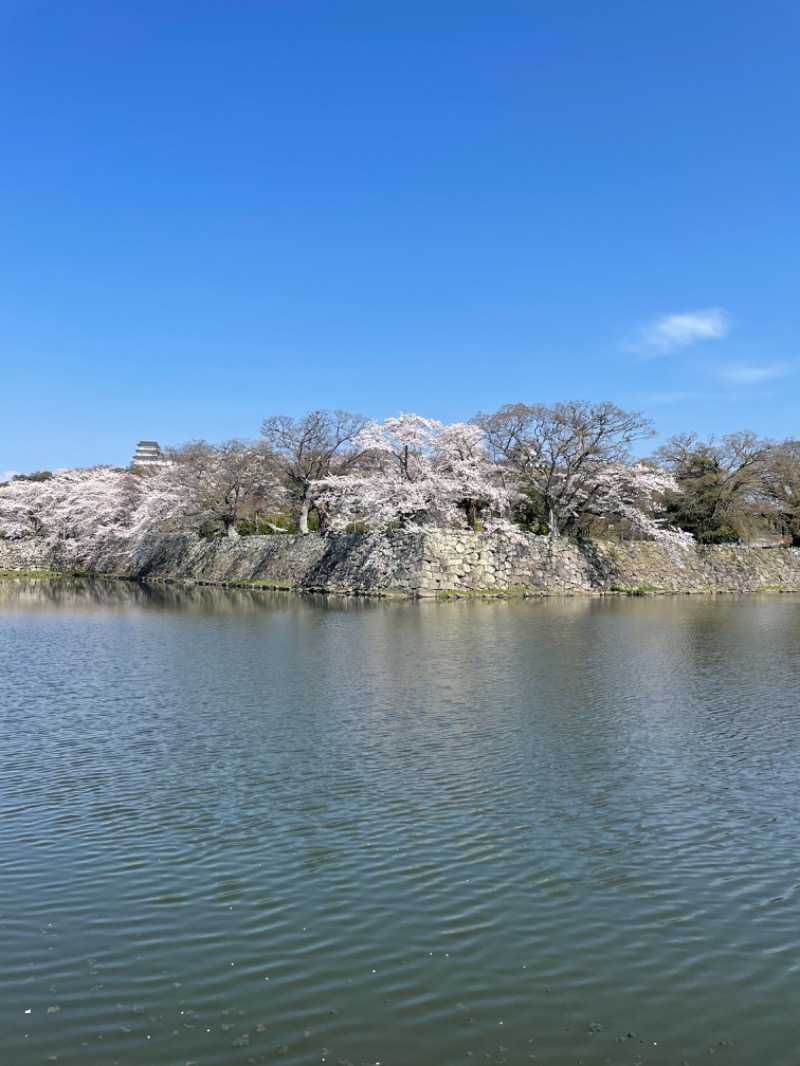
[{"left": 131, "top": 441, "right": 168, "bottom": 467}]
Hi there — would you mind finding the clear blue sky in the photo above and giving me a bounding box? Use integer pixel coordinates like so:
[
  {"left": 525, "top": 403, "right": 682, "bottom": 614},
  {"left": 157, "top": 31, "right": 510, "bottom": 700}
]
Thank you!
[{"left": 2, "top": 0, "right": 798, "bottom": 474}]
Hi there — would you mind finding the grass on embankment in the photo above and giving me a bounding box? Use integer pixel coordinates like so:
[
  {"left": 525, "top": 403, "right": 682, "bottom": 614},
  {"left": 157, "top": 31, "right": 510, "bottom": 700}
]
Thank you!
[{"left": 0, "top": 569, "right": 63, "bottom": 580}]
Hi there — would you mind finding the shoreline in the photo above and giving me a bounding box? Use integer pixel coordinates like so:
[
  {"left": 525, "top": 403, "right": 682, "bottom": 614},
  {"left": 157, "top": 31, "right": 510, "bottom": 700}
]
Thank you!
[{"left": 3, "top": 530, "right": 800, "bottom": 599}]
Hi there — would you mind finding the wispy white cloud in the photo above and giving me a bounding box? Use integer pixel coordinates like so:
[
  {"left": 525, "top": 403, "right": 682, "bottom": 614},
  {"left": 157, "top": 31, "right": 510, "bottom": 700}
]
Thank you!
[
  {"left": 635, "top": 308, "right": 730, "bottom": 355},
  {"left": 717, "top": 361, "right": 795, "bottom": 385},
  {"left": 0, "top": 470, "right": 19, "bottom": 483}
]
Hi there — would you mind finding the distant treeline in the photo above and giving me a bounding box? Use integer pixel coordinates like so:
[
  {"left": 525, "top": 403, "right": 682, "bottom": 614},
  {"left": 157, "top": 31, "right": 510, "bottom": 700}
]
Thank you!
[{"left": 2, "top": 402, "right": 799, "bottom": 547}]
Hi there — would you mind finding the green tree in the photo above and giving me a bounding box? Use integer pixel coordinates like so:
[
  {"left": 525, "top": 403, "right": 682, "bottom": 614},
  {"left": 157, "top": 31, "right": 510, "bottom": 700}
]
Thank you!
[
  {"left": 654, "top": 431, "right": 772, "bottom": 542},
  {"left": 760, "top": 439, "right": 800, "bottom": 545}
]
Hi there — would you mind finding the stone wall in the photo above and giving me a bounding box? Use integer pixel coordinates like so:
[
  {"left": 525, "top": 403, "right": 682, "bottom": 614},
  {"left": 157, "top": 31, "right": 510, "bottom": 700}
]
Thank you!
[
  {"left": 124, "top": 533, "right": 328, "bottom": 587},
  {"left": 589, "top": 539, "right": 800, "bottom": 594},
  {"left": 3, "top": 530, "right": 800, "bottom": 596},
  {"left": 0, "top": 538, "right": 54, "bottom": 571}
]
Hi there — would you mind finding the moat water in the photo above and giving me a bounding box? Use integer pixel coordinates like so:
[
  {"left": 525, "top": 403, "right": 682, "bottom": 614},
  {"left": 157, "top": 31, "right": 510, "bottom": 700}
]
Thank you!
[{"left": 1, "top": 579, "right": 799, "bottom": 1065}]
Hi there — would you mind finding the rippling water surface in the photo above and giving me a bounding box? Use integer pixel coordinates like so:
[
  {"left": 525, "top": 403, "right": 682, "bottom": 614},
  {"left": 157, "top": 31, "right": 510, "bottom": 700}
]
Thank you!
[{"left": 2, "top": 579, "right": 800, "bottom": 1065}]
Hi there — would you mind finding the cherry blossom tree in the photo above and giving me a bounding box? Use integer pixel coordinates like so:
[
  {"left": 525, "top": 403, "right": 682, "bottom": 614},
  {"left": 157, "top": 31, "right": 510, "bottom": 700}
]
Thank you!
[
  {"left": 318, "top": 414, "right": 513, "bottom": 532},
  {"left": 131, "top": 439, "right": 280, "bottom": 538},
  {"left": 583, "top": 463, "right": 694, "bottom": 546},
  {"left": 0, "top": 466, "right": 137, "bottom": 542},
  {"left": 0, "top": 404, "right": 701, "bottom": 551},
  {"left": 432, "top": 421, "right": 516, "bottom": 531},
  {"left": 0, "top": 475, "right": 50, "bottom": 538},
  {"left": 44, "top": 467, "right": 139, "bottom": 541},
  {"left": 260, "top": 410, "right": 368, "bottom": 533}
]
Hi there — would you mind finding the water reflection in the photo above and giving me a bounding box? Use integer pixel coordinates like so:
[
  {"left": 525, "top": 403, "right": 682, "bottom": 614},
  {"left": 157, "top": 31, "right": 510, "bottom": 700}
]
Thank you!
[
  {"left": 0, "top": 575, "right": 300, "bottom": 613},
  {"left": 1, "top": 583, "right": 800, "bottom": 1064}
]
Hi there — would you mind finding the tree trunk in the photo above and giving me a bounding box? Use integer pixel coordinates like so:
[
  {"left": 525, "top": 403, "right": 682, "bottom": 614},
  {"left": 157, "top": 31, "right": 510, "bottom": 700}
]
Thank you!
[
  {"left": 316, "top": 500, "right": 331, "bottom": 535},
  {"left": 298, "top": 494, "right": 310, "bottom": 534},
  {"left": 465, "top": 498, "right": 478, "bottom": 531}
]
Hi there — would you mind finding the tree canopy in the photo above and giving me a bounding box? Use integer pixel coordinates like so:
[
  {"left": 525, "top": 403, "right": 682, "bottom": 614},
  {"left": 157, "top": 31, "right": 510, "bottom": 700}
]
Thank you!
[{"left": 3, "top": 401, "right": 797, "bottom": 549}]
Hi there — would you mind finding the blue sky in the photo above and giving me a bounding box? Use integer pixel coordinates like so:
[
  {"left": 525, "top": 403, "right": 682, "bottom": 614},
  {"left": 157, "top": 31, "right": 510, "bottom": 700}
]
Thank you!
[{"left": 1, "top": 0, "right": 798, "bottom": 475}]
